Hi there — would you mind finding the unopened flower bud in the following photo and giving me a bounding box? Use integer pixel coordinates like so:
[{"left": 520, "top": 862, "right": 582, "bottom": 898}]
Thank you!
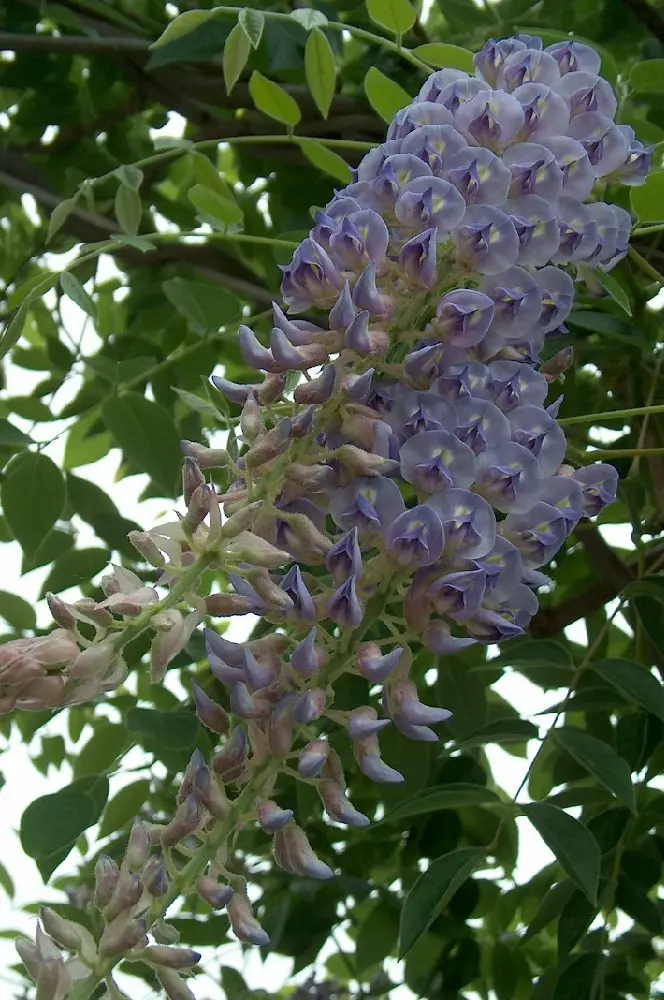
[
  {"left": 250, "top": 570, "right": 295, "bottom": 613},
  {"left": 35, "top": 957, "right": 71, "bottom": 1000},
  {"left": 153, "top": 919, "right": 180, "bottom": 945},
  {"left": 257, "top": 800, "right": 294, "bottom": 833},
  {"left": 227, "top": 891, "right": 270, "bottom": 946},
  {"left": 140, "top": 945, "right": 201, "bottom": 970},
  {"left": 181, "top": 482, "right": 212, "bottom": 535},
  {"left": 156, "top": 968, "right": 197, "bottom": 1000},
  {"left": 220, "top": 500, "right": 264, "bottom": 539},
  {"left": 273, "top": 824, "right": 334, "bottom": 880},
  {"left": 298, "top": 738, "right": 329, "bottom": 778},
  {"left": 319, "top": 779, "right": 370, "bottom": 828},
  {"left": 180, "top": 440, "right": 229, "bottom": 469},
  {"left": 125, "top": 819, "right": 151, "bottom": 871},
  {"left": 69, "top": 638, "right": 118, "bottom": 680},
  {"left": 142, "top": 856, "right": 169, "bottom": 898},
  {"left": 39, "top": 907, "right": 96, "bottom": 961},
  {"left": 127, "top": 530, "right": 166, "bottom": 567},
  {"left": 193, "top": 765, "right": 230, "bottom": 819},
  {"left": 182, "top": 458, "right": 205, "bottom": 508},
  {"left": 99, "top": 916, "right": 148, "bottom": 957},
  {"left": 293, "top": 688, "right": 327, "bottom": 724},
  {"left": 540, "top": 346, "right": 574, "bottom": 382},
  {"left": 192, "top": 681, "right": 230, "bottom": 734},
  {"left": 225, "top": 531, "right": 292, "bottom": 569},
  {"left": 204, "top": 593, "right": 255, "bottom": 616},
  {"left": 357, "top": 643, "right": 403, "bottom": 683},
  {"left": 103, "top": 871, "right": 144, "bottom": 922},
  {"left": 291, "top": 628, "right": 326, "bottom": 676},
  {"left": 240, "top": 390, "right": 264, "bottom": 440},
  {"left": 16, "top": 938, "right": 41, "bottom": 979},
  {"left": 161, "top": 795, "right": 203, "bottom": 847},
  {"left": 196, "top": 874, "right": 234, "bottom": 909},
  {"left": 348, "top": 706, "right": 391, "bottom": 741},
  {"left": 45, "top": 594, "right": 77, "bottom": 632},
  {"left": 212, "top": 726, "right": 248, "bottom": 781},
  {"left": 94, "top": 855, "right": 120, "bottom": 910}
]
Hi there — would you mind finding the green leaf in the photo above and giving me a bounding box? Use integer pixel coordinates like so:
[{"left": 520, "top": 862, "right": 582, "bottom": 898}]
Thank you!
[
  {"left": 291, "top": 9, "right": 328, "bottom": 30},
  {"left": 631, "top": 172, "right": 664, "bottom": 224},
  {"left": 299, "top": 139, "right": 351, "bottom": 184},
  {"left": 114, "top": 184, "right": 142, "bottom": 236},
  {"left": 99, "top": 779, "right": 151, "bottom": 838},
  {"left": 364, "top": 67, "right": 411, "bottom": 123},
  {"left": 23, "top": 529, "right": 75, "bottom": 575},
  {"left": 551, "top": 727, "right": 635, "bottom": 813},
  {"left": 173, "top": 387, "right": 220, "bottom": 420},
  {"left": 398, "top": 848, "right": 486, "bottom": 957},
  {"left": 0, "top": 590, "right": 36, "bottom": 631},
  {"left": 188, "top": 183, "right": 244, "bottom": 228},
  {"left": 552, "top": 953, "right": 603, "bottom": 1000},
  {"left": 1, "top": 452, "right": 65, "bottom": 560},
  {"left": 592, "top": 658, "right": 664, "bottom": 724},
  {"left": 624, "top": 577, "right": 664, "bottom": 652},
  {"left": 355, "top": 901, "right": 399, "bottom": 974},
  {"left": 102, "top": 392, "right": 182, "bottom": 497},
  {"left": 40, "top": 547, "right": 109, "bottom": 596},
  {"left": 367, "top": 0, "right": 416, "bottom": 35},
  {"left": 557, "top": 891, "right": 596, "bottom": 958},
  {"left": 59, "top": 272, "right": 96, "bottom": 319},
  {"left": 239, "top": 9, "right": 265, "bottom": 48},
  {"left": 0, "top": 301, "right": 30, "bottom": 361},
  {"left": 21, "top": 791, "right": 95, "bottom": 859},
  {"left": 305, "top": 29, "right": 336, "bottom": 119},
  {"left": 47, "top": 194, "right": 81, "bottom": 243},
  {"left": 0, "top": 418, "right": 32, "bottom": 448},
  {"left": 126, "top": 708, "right": 199, "bottom": 750},
  {"left": 223, "top": 21, "right": 252, "bottom": 94},
  {"left": 64, "top": 413, "right": 112, "bottom": 470},
  {"left": 413, "top": 42, "right": 474, "bottom": 71},
  {"left": 73, "top": 722, "right": 131, "bottom": 778},
  {"left": 151, "top": 9, "right": 215, "bottom": 48},
  {"left": 631, "top": 59, "right": 664, "bottom": 93},
  {"left": 492, "top": 941, "right": 518, "bottom": 1000},
  {"left": 162, "top": 277, "right": 242, "bottom": 333},
  {"left": 385, "top": 783, "right": 503, "bottom": 822},
  {"left": 249, "top": 71, "right": 301, "bottom": 127},
  {"left": 523, "top": 803, "right": 600, "bottom": 904},
  {"left": 0, "top": 861, "right": 14, "bottom": 899},
  {"left": 458, "top": 718, "right": 538, "bottom": 747}
]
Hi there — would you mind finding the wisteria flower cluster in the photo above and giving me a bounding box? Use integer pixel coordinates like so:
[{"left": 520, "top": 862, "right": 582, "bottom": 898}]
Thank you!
[{"left": 9, "top": 35, "right": 650, "bottom": 1000}]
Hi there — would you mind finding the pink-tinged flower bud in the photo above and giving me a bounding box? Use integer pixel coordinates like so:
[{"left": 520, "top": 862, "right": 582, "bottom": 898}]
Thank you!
[
  {"left": 35, "top": 957, "right": 72, "bottom": 1000},
  {"left": 293, "top": 688, "right": 327, "bottom": 724},
  {"left": 204, "top": 593, "right": 254, "bottom": 617},
  {"left": 226, "top": 531, "right": 292, "bottom": 569},
  {"left": 230, "top": 682, "right": 271, "bottom": 719},
  {"left": 196, "top": 874, "right": 234, "bottom": 909},
  {"left": 156, "top": 967, "right": 197, "bottom": 1000},
  {"left": 293, "top": 363, "right": 337, "bottom": 404},
  {"left": 181, "top": 440, "right": 229, "bottom": 469},
  {"left": 28, "top": 630, "right": 80, "bottom": 667},
  {"left": 181, "top": 482, "right": 212, "bottom": 535},
  {"left": 273, "top": 824, "right": 334, "bottom": 880},
  {"left": 72, "top": 598, "right": 113, "bottom": 629},
  {"left": 161, "top": 795, "right": 203, "bottom": 847},
  {"left": 192, "top": 681, "right": 230, "bottom": 734},
  {"left": 153, "top": 919, "right": 180, "bottom": 945},
  {"left": 103, "top": 871, "right": 144, "bottom": 922},
  {"left": 99, "top": 916, "right": 148, "bottom": 957},
  {"left": 212, "top": 726, "right": 248, "bottom": 781},
  {"left": 179, "top": 749, "right": 206, "bottom": 803},
  {"left": 125, "top": 819, "right": 151, "bottom": 871},
  {"left": 227, "top": 891, "right": 270, "bottom": 946},
  {"left": 336, "top": 444, "right": 398, "bottom": 479},
  {"left": 127, "top": 530, "right": 166, "bottom": 567},
  {"left": 354, "top": 734, "right": 405, "bottom": 784},
  {"left": 348, "top": 707, "right": 391, "bottom": 741},
  {"left": 151, "top": 609, "right": 199, "bottom": 683},
  {"left": 240, "top": 390, "right": 264, "bottom": 441},
  {"left": 357, "top": 643, "right": 403, "bottom": 684},
  {"left": 319, "top": 780, "right": 370, "bottom": 828},
  {"left": 258, "top": 372, "right": 287, "bottom": 403},
  {"left": 94, "top": 855, "right": 120, "bottom": 910},
  {"left": 45, "top": 594, "right": 77, "bottom": 632},
  {"left": 291, "top": 628, "right": 326, "bottom": 677},
  {"left": 298, "top": 739, "right": 329, "bottom": 778},
  {"left": 140, "top": 945, "right": 201, "bottom": 970},
  {"left": 219, "top": 500, "right": 264, "bottom": 539},
  {"left": 268, "top": 694, "right": 295, "bottom": 756},
  {"left": 142, "top": 856, "right": 169, "bottom": 898},
  {"left": 257, "top": 800, "right": 294, "bottom": 833},
  {"left": 182, "top": 457, "right": 206, "bottom": 507},
  {"left": 193, "top": 765, "right": 230, "bottom": 819}
]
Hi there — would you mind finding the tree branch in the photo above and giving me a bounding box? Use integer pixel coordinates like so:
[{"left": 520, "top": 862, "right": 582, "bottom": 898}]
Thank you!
[{"left": 0, "top": 30, "right": 149, "bottom": 54}]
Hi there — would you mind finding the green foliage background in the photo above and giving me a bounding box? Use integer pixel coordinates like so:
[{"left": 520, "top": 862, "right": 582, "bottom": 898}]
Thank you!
[{"left": 2, "top": 0, "right": 664, "bottom": 997}]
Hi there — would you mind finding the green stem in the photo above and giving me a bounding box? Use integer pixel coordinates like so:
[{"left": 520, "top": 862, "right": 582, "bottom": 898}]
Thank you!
[
  {"left": 559, "top": 403, "right": 664, "bottom": 426},
  {"left": 90, "top": 134, "right": 376, "bottom": 188},
  {"left": 632, "top": 223, "right": 664, "bottom": 236},
  {"left": 628, "top": 246, "right": 664, "bottom": 283},
  {"left": 578, "top": 447, "right": 664, "bottom": 460},
  {"left": 140, "top": 230, "right": 300, "bottom": 250}
]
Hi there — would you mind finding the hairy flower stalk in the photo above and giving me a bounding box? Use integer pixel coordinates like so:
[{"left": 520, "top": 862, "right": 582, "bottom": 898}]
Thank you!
[{"left": 10, "top": 34, "right": 649, "bottom": 999}]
